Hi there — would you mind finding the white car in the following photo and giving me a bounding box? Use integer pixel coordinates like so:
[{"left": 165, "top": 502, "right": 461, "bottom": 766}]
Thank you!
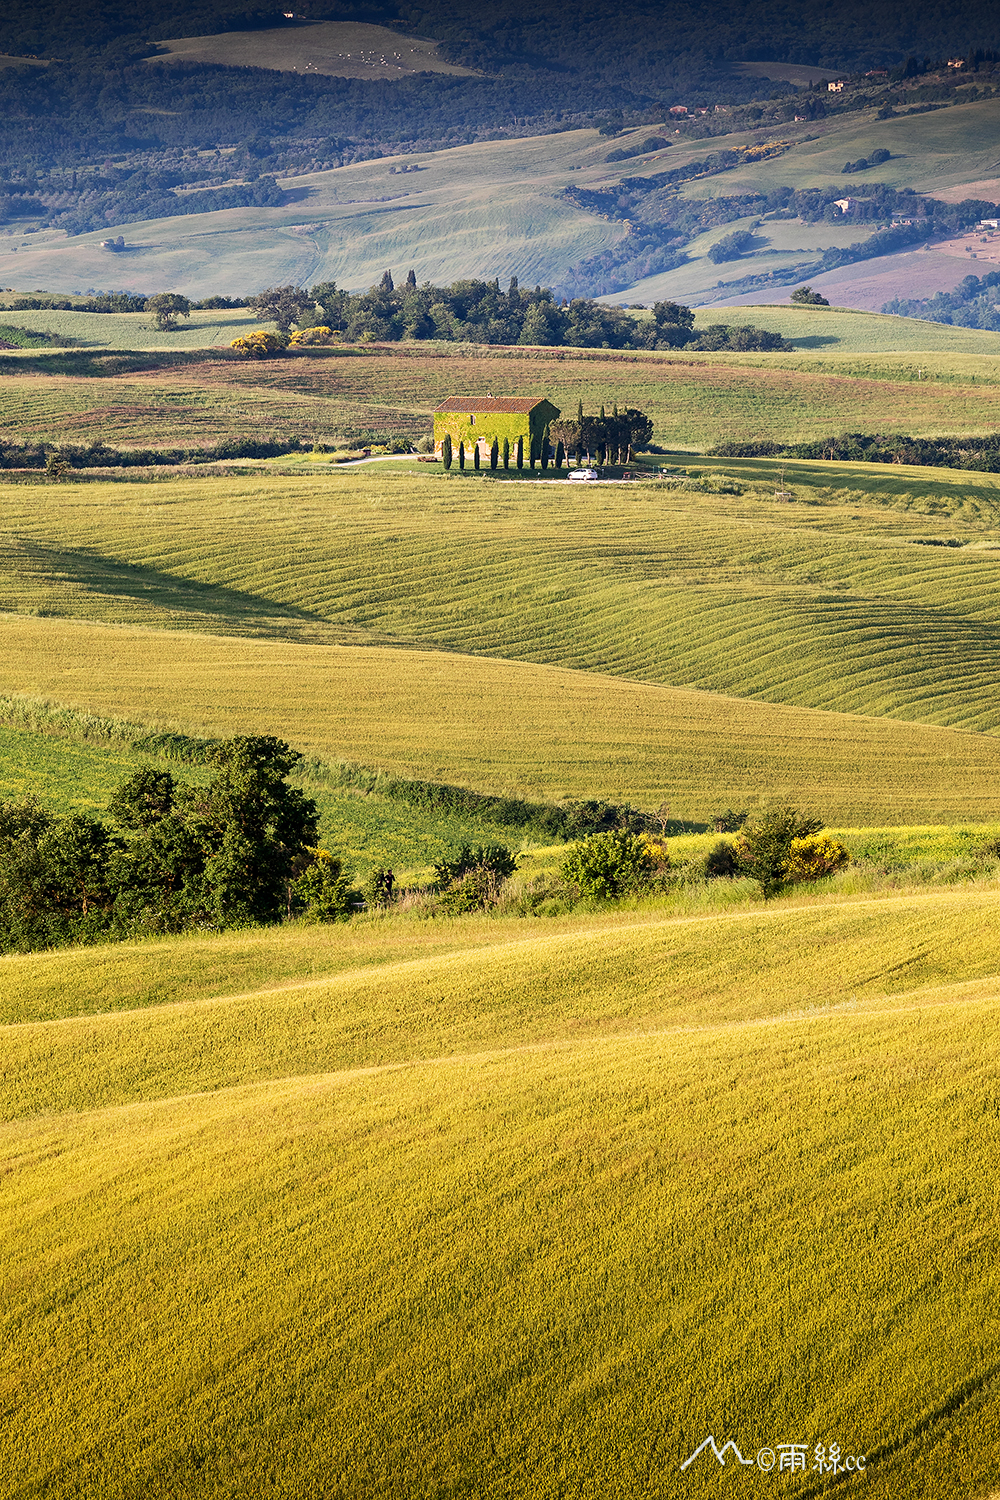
[{"left": 567, "top": 468, "right": 600, "bottom": 481}]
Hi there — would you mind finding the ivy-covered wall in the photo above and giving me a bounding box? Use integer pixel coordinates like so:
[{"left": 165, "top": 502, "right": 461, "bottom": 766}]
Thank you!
[{"left": 433, "top": 401, "right": 560, "bottom": 461}]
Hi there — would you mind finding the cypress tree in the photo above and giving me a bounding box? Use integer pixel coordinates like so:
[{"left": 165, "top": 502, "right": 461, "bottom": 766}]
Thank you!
[
  {"left": 502, "top": 437, "right": 510, "bottom": 469},
  {"left": 459, "top": 441, "right": 465, "bottom": 470},
  {"left": 555, "top": 439, "right": 565, "bottom": 469},
  {"left": 473, "top": 443, "right": 480, "bottom": 471},
  {"left": 442, "top": 432, "right": 452, "bottom": 469},
  {"left": 490, "top": 438, "right": 499, "bottom": 470},
  {"left": 380, "top": 269, "right": 394, "bottom": 290},
  {"left": 405, "top": 269, "right": 417, "bottom": 286},
  {"left": 516, "top": 436, "right": 524, "bottom": 469}
]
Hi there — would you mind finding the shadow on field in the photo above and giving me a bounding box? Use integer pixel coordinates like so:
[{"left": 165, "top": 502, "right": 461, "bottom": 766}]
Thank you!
[{"left": 1, "top": 536, "right": 351, "bottom": 640}]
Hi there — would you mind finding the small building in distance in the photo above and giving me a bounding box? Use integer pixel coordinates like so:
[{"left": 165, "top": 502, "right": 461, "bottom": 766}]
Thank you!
[{"left": 433, "top": 396, "right": 561, "bottom": 463}]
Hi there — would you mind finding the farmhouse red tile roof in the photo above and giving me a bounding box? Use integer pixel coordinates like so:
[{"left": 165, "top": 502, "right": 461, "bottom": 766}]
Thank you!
[{"left": 436, "top": 397, "right": 547, "bottom": 413}]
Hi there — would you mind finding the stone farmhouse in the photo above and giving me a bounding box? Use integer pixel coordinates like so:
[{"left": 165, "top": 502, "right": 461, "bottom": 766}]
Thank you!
[{"left": 433, "top": 396, "right": 561, "bottom": 463}]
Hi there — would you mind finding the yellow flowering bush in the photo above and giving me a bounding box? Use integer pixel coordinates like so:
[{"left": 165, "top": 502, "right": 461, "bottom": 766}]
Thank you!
[
  {"left": 230, "top": 329, "right": 290, "bottom": 359},
  {"left": 288, "top": 326, "right": 337, "bottom": 346},
  {"left": 784, "top": 833, "right": 850, "bottom": 882}
]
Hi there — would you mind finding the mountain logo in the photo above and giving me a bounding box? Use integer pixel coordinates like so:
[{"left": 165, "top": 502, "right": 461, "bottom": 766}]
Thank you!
[{"left": 680, "top": 1436, "right": 756, "bottom": 1470}]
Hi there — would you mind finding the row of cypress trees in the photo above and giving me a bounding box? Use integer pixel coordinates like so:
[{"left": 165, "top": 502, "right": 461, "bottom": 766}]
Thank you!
[{"left": 441, "top": 434, "right": 559, "bottom": 471}]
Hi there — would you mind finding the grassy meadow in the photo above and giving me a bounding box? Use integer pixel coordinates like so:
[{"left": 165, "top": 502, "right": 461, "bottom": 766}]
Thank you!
[
  {"left": 5, "top": 608, "right": 1000, "bottom": 819},
  {"left": 3, "top": 890, "right": 1000, "bottom": 1496},
  {"left": 4, "top": 318, "right": 1000, "bottom": 458},
  {"left": 4, "top": 472, "right": 1000, "bottom": 742},
  {"left": 5, "top": 261, "right": 1000, "bottom": 1498},
  {"left": 148, "top": 19, "right": 477, "bottom": 79}
]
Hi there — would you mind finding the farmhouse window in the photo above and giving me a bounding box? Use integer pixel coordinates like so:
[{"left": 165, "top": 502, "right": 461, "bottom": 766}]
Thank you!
[{"left": 469, "top": 414, "right": 475, "bottom": 423}]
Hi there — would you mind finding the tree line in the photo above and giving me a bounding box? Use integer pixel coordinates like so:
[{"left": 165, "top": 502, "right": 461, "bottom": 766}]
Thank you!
[
  {"left": 710, "top": 429, "right": 1000, "bottom": 472},
  {"left": 236, "top": 277, "right": 791, "bottom": 353},
  {"left": 883, "top": 269, "right": 1000, "bottom": 331},
  {"left": 0, "top": 736, "right": 358, "bottom": 953}
]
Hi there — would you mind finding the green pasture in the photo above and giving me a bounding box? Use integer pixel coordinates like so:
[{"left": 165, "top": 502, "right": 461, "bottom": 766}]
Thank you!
[
  {"left": 677, "top": 95, "right": 1000, "bottom": 200},
  {"left": 0, "top": 306, "right": 260, "bottom": 351},
  {"left": 3, "top": 889, "right": 1000, "bottom": 1497},
  {"left": 4, "top": 472, "right": 1000, "bottom": 749},
  {"left": 691, "top": 303, "right": 1000, "bottom": 356},
  {"left": 2, "top": 603, "right": 1000, "bottom": 820},
  {"left": 0, "top": 716, "right": 556, "bottom": 877}
]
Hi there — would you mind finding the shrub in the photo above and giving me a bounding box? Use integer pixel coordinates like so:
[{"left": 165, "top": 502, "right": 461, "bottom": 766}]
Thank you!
[
  {"left": 784, "top": 834, "right": 850, "bottom": 882},
  {"left": 293, "top": 850, "right": 355, "bottom": 921},
  {"left": 704, "top": 839, "right": 741, "bottom": 878},
  {"left": 791, "top": 285, "right": 830, "bottom": 306},
  {"left": 362, "top": 866, "right": 396, "bottom": 907},
  {"left": 416, "top": 435, "right": 434, "bottom": 453},
  {"left": 434, "top": 843, "right": 518, "bottom": 910},
  {"left": 437, "top": 868, "right": 496, "bottom": 912},
  {"left": 710, "top": 808, "right": 748, "bottom": 832},
  {"left": 288, "top": 325, "right": 335, "bottom": 346},
  {"left": 562, "top": 829, "right": 653, "bottom": 899},
  {"left": 434, "top": 843, "right": 517, "bottom": 888},
  {"left": 230, "top": 329, "right": 290, "bottom": 359},
  {"left": 44, "top": 452, "right": 71, "bottom": 482},
  {"left": 735, "top": 808, "right": 824, "bottom": 898}
]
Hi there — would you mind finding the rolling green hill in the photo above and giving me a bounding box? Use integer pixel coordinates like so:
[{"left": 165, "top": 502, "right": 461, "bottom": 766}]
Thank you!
[
  {"left": 4, "top": 96, "right": 1000, "bottom": 306},
  {"left": 4, "top": 473, "right": 1000, "bottom": 754},
  {"left": 4, "top": 890, "right": 1000, "bottom": 1497}
]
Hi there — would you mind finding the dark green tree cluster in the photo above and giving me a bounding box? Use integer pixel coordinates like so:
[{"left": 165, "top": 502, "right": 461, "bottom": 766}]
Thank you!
[
  {"left": 883, "top": 269, "right": 1000, "bottom": 331},
  {"left": 707, "top": 228, "right": 756, "bottom": 263},
  {"left": 549, "top": 405, "right": 654, "bottom": 463},
  {"left": 301, "top": 275, "right": 679, "bottom": 350},
  {"left": 842, "top": 147, "right": 891, "bottom": 173},
  {"left": 243, "top": 277, "right": 789, "bottom": 356},
  {"left": 0, "top": 736, "right": 353, "bottom": 953}
]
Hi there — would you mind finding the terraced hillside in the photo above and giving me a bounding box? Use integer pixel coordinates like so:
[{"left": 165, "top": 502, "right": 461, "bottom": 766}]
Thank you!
[{"left": 4, "top": 890, "right": 1000, "bottom": 1497}]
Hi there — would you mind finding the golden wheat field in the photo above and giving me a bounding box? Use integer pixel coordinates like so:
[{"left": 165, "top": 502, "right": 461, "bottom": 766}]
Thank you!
[
  {"left": 3, "top": 318, "right": 1000, "bottom": 1500},
  {"left": 3, "top": 890, "right": 1000, "bottom": 1497}
]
